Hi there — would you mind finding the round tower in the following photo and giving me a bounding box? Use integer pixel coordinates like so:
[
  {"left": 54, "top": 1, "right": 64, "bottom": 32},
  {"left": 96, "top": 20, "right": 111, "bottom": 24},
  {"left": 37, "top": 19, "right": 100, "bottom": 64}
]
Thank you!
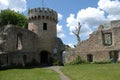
[
  {"left": 28, "top": 7, "right": 58, "bottom": 59},
  {"left": 28, "top": 8, "right": 58, "bottom": 36}
]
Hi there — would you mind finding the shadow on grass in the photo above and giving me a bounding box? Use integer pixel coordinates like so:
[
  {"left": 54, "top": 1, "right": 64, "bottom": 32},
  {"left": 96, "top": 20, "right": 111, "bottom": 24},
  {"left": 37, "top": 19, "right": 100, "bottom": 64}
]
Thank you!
[{"left": 0, "top": 64, "right": 52, "bottom": 71}]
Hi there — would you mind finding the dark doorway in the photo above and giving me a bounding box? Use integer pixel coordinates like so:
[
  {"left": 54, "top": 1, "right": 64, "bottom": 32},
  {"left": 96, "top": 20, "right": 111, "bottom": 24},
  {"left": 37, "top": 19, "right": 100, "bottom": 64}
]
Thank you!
[
  {"left": 87, "top": 54, "right": 93, "bottom": 62},
  {"left": 40, "top": 51, "right": 48, "bottom": 64},
  {"left": 109, "top": 51, "right": 119, "bottom": 63}
]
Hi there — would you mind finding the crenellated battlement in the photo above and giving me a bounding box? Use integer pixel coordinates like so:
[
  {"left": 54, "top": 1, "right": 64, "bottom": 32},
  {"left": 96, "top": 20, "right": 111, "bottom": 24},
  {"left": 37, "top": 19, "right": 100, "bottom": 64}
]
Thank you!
[{"left": 28, "top": 8, "right": 58, "bottom": 23}]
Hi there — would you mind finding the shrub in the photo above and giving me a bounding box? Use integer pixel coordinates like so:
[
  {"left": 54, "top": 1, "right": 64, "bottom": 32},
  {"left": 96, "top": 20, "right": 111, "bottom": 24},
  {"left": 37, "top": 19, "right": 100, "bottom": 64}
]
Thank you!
[
  {"left": 66, "top": 56, "right": 86, "bottom": 65},
  {"left": 92, "top": 60, "right": 111, "bottom": 64},
  {"left": 53, "top": 59, "right": 59, "bottom": 66}
]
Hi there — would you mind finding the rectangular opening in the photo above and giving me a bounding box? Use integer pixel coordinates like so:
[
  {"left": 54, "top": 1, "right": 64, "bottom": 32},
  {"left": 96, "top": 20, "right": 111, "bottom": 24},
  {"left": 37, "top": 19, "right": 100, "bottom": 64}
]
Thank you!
[{"left": 43, "top": 23, "right": 47, "bottom": 30}]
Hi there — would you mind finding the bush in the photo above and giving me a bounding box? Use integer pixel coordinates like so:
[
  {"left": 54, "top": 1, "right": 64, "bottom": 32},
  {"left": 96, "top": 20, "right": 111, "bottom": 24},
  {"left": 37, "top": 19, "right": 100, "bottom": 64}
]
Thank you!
[
  {"left": 53, "top": 59, "right": 59, "bottom": 66},
  {"left": 66, "top": 56, "right": 86, "bottom": 65},
  {"left": 92, "top": 60, "right": 111, "bottom": 64}
]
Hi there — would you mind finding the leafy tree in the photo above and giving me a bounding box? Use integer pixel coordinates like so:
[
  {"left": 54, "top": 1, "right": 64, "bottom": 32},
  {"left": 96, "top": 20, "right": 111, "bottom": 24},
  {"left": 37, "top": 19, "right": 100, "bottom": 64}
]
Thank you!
[{"left": 0, "top": 9, "right": 28, "bottom": 30}]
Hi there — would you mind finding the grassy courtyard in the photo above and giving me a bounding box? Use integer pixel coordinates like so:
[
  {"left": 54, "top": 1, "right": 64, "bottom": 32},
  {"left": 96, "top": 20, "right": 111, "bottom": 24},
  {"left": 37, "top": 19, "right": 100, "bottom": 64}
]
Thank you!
[
  {"left": 0, "top": 68, "right": 60, "bottom": 80},
  {"left": 62, "top": 64, "right": 120, "bottom": 80}
]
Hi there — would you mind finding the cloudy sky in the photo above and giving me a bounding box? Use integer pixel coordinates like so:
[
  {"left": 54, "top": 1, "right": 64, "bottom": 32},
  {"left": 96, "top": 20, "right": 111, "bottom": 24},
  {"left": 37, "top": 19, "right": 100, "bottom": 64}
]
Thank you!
[{"left": 0, "top": 0, "right": 120, "bottom": 47}]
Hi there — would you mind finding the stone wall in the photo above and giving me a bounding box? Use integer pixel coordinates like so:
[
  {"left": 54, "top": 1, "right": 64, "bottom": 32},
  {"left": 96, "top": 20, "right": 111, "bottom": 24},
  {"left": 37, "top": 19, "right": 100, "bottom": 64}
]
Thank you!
[
  {"left": 0, "top": 52, "right": 36, "bottom": 67},
  {"left": 28, "top": 8, "right": 58, "bottom": 54},
  {"left": 66, "top": 20, "right": 120, "bottom": 63},
  {"left": 0, "top": 25, "right": 38, "bottom": 67},
  {"left": 2, "top": 25, "right": 38, "bottom": 52},
  {"left": 0, "top": 7, "right": 65, "bottom": 67}
]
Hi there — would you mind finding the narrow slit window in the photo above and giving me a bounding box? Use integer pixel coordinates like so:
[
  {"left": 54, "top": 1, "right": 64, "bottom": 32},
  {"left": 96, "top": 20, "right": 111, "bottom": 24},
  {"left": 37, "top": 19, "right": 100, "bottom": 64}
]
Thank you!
[{"left": 43, "top": 23, "right": 47, "bottom": 30}]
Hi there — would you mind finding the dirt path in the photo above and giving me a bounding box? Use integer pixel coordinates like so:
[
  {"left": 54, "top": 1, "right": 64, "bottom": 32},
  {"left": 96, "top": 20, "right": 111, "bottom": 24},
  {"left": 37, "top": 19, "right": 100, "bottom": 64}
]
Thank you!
[{"left": 46, "top": 66, "right": 71, "bottom": 80}]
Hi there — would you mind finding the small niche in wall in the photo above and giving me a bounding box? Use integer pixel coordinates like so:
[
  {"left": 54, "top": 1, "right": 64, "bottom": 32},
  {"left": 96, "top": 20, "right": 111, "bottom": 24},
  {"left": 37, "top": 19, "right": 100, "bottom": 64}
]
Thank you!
[{"left": 16, "top": 32, "right": 23, "bottom": 50}]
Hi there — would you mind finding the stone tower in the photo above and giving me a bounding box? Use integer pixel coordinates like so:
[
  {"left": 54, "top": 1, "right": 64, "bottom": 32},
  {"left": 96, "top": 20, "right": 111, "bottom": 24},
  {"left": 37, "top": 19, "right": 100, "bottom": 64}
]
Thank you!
[{"left": 28, "top": 8, "right": 58, "bottom": 64}]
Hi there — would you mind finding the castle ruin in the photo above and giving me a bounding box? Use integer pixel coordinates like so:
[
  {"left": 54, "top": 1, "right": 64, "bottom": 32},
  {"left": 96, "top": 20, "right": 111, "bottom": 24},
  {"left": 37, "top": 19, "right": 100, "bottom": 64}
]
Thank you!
[
  {"left": 66, "top": 20, "right": 120, "bottom": 63},
  {"left": 0, "top": 8, "right": 65, "bottom": 67}
]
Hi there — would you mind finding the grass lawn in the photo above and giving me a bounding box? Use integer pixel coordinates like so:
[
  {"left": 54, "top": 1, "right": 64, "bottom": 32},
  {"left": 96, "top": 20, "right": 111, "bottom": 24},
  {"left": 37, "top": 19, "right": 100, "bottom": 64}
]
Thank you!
[
  {"left": 62, "top": 64, "right": 120, "bottom": 80},
  {"left": 0, "top": 68, "right": 60, "bottom": 80}
]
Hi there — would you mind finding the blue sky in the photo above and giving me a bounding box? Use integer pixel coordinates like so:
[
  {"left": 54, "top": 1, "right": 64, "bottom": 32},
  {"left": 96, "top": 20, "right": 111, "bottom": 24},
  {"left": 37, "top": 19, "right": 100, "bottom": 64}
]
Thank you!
[{"left": 0, "top": 0, "right": 120, "bottom": 47}]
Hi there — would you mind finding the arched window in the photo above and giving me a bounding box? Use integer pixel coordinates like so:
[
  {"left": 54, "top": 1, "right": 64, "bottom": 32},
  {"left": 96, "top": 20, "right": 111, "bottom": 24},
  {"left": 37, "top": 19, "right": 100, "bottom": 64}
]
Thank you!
[
  {"left": 16, "top": 32, "right": 23, "bottom": 50},
  {"left": 43, "top": 23, "right": 47, "bottom": 30}
]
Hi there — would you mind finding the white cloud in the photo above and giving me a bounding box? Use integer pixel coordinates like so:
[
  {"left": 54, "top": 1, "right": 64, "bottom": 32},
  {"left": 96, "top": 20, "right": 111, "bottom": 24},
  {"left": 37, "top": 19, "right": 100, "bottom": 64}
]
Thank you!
[
  {"left": 0, "top": 0, "right": 27, "bottom": 12},
  {"left": 80, "top": 24, "right": 92, "bottom": 39},
  {"left": 66, "top": 0, "right": 120, "bottom": 41},
  {"left": 98, "top": 0, "right": 120, "bottom": 15},
  {"left": 57, "top": 13, "right": 65, "bottom": 38},
  {"left": 98, "top": 0, "right": 120, "bottom": 20},
  {"left": 66, "top": 14, "right": 79, "bottom": 35},
  {"left": 107, "top": 15, "right": 120, "bottom": 20},
  {"left": 57, "top": 24, "right": 65, "bottom": 38},
  {"left": 58, "top": 13, "right": 63, "bottom": 20},
  {"left": 77, "top": 7, "right": 106, "bottom": 26},
  {"left": 68, "top": 43, "right": 75, "bottom": 48},
  {"left": 66, "top": 8, "right": 104, "bottom": 40}
]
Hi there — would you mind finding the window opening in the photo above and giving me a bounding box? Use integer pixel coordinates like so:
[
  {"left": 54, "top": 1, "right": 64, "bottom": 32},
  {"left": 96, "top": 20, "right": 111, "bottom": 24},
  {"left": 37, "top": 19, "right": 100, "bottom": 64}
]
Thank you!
[{"left": 43, "top": 23, "right": 47, "bottom": 30}]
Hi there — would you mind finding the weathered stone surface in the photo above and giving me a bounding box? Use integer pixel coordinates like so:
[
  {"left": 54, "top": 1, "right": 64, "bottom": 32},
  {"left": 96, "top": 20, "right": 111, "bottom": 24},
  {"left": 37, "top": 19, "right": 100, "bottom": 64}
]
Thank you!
[
  {"left": 66, "top": 20, "right": 120, "bottom": 63},
  {"left": 0, "top": 7, "right": 65, "bottom": 68}
]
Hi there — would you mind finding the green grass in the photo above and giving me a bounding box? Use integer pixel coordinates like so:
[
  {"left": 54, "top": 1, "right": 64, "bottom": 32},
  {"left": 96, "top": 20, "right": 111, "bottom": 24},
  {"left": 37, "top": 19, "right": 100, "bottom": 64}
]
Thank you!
[
  {"left": 62, "top": 64, "right": 120, "bottom": 80},
  {"left": 0, "top": 68, "right": 60, "bottom": 80}
]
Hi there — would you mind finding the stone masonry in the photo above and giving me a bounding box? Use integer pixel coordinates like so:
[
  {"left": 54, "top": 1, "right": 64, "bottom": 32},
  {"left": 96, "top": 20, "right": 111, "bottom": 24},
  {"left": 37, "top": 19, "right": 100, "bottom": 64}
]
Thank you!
[
  {"left": 66, "top": 20, "right": 120, "bottom": 63},
  {"left": 0, "top": 7, "right": 65, "bottom": 68}
]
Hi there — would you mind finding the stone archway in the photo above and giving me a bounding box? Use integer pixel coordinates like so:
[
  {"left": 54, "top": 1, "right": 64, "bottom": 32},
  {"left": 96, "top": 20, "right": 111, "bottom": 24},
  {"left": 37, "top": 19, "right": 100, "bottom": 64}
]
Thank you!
[
  {"left": 58, "top": 51, "right": 66, "bottom": 66},
  {"left": 40, "top": 51, "right": 49, "bottom": 64}
]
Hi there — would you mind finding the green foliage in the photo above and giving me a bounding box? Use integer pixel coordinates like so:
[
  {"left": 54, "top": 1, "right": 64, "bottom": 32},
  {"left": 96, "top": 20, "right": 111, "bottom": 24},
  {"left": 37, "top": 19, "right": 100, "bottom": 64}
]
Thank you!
[
  {"left": 0, "top": 9, "right": 27, "bottom": 29},
  {"left": 92, "top": 60, "right": 111, "bottom": 64},
  {"left": 53, "top": 59, "right": 59, "bottom": 66},
  {"left": 66, "top": 56, "right": 86, "bottom": 65}
]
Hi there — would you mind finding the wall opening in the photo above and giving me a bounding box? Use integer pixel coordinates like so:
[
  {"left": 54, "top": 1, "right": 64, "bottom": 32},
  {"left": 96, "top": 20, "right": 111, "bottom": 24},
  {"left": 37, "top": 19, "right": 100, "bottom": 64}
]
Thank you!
[
  {"left": 40, "top": 51, "right": 49, "bottom": 64},
  {"left": 0, "top": 47, "right": 3, "bottom": 52},
  {"left": 16, "top": 32, "right": 23, "bottom": 50},
  {"left": 6, "top": 55, "right": 8, "bottom": 65},
  {"left": 87, "top": 54, "right": 93, "bottom": 62},
  {"left": 102, "top": 33, "right": 112, "bottom": 46},
  {"left": 59, "top": 51, "right": 66, "bottom": 66},
  {"left": 109, "top": 51, "right": 119, "bottom": 63},
  {"left": 0, "top": 56, "right": 1, "bottom": 66},
  {"left": 23, "top": 55, "right": 27, "bottom": 64},
  {"left": 43, "top": 23, "right": 47, "bottom": 30}
]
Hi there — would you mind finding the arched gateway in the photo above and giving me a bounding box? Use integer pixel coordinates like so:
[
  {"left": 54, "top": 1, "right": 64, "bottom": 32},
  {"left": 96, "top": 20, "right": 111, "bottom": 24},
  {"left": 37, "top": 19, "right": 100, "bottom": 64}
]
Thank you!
[{"left": 40, "top": 51, "right": 49, "bottom": 64}]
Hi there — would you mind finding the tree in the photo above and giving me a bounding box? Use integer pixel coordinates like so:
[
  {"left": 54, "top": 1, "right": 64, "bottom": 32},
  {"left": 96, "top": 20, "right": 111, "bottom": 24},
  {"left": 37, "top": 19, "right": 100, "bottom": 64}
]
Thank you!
[
  {"left": 72, "top": 22, "right": 81, "bottom": 44},
  {"left": 0, "top": 9, "right": 28, "bottom": 30}
]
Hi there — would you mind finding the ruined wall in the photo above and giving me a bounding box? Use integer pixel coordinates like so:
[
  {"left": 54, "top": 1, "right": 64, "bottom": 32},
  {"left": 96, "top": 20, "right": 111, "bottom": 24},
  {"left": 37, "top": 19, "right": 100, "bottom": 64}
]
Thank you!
[
  {"left": 66, "top": 20, "right": 120, "bottom": 63},
  {"left": 0, "top": 25, "right": 38, "bottom": 67},
  {"left": 2, "top": 25, "right": 38, "bottom": 52}
]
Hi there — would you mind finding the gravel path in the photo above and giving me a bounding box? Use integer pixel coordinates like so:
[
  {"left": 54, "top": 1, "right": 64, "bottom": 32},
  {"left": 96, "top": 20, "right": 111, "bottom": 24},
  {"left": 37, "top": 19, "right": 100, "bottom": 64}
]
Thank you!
[{"left": 46, "top": 66, "right": 71, "bottom": 80}]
